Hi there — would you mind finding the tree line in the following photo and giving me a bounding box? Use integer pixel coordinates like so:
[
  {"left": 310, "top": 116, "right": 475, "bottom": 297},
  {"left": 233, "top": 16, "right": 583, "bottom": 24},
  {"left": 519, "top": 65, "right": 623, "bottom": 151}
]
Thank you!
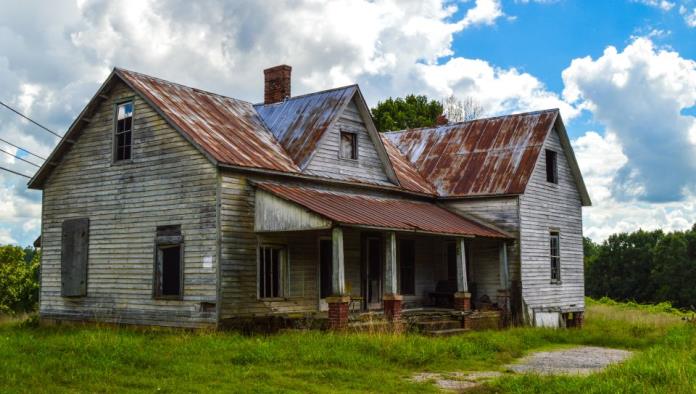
[{"left": 584, "top": 225, "right": 696, "bottom": 310}]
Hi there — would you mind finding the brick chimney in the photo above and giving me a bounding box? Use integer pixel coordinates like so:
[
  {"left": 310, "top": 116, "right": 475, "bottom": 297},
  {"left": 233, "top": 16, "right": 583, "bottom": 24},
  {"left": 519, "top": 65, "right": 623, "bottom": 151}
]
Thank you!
[{"left": 264, "top": 65, "right": 292, "bottom": 104}]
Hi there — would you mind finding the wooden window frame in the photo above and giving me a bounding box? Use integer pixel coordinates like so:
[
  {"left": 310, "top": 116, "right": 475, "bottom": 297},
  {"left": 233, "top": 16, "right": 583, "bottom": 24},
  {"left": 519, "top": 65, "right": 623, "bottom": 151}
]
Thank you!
[
  {"left": 258, "top": 244, "right": 288, "bottom": 300},
  {"left": 550, "top": 231, "right": 561, "bottom": 284},
  {"left": 153, "top": 226, "right": 184, "bottom": 300},
  {"left": 113, "top": 99, "right": 135, "bottom": 164},
  {"left": 545, "top": 149, "right": 558, "bottom": 184},
  {"left": 339, "top": 130, "right": 358, "bottom": 160}
]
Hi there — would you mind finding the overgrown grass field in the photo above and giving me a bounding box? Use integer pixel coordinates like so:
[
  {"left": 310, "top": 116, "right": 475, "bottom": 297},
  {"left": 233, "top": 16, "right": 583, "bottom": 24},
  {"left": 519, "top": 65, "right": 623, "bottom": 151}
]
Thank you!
[{"left": 1, "top": 299, "right": 694, "bottom": 393}]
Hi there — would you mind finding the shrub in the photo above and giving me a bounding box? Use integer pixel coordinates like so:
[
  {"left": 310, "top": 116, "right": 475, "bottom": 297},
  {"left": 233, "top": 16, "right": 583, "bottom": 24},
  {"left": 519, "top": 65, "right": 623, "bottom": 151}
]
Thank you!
[{"left": 0, "top": 245, "right": 40, "bottom": 315}]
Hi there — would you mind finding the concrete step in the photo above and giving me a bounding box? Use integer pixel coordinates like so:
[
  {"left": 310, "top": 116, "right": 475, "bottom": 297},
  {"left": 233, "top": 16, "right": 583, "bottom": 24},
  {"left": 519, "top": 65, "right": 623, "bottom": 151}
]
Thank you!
[
  {"left": 415, "top": 320, "right": 462, "bottom": 331},
  {"left": 422, "top": 328, "right": 470, "bottom": 337}
]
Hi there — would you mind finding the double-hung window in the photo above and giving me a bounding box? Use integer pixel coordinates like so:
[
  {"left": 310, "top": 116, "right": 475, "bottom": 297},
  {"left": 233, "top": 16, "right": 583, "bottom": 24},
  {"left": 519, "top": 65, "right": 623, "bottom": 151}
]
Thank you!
[
  {"left": 550, "top": 231, "right": 561, "bottom": 283},
  {"left": 115, "top": 101, "right": 133, "bottom": 161},
  {"left": 259, "top": 245, "right": 287, "bottom": 299}
]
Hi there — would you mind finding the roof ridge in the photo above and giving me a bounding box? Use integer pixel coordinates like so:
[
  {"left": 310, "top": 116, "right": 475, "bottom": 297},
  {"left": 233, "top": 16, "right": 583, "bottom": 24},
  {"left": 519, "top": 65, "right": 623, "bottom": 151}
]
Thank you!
[
  {"left": 383, "top": 108, "right": 560, "bottom": 135},
  {"left": 114, "top": 67, "right": 255, "bottom": 105},
  {"left": 253, "top": 84, "right": 358, "bottom": 107}
]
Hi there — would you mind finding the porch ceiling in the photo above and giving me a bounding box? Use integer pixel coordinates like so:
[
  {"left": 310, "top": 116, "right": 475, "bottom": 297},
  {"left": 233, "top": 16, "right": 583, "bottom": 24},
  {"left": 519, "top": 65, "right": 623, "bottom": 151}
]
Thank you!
[{"left": 254, "top": 182, "right": 509, "bottom": 238}]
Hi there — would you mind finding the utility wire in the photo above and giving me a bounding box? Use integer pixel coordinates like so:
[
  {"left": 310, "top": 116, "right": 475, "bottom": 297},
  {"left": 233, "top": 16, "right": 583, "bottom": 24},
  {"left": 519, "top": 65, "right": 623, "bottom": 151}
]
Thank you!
[
  {"left": 0, "top": 147, "right": 41, "bottom": 168},
  {"left": 0, "top": 165, "right": 31, "bottom": 179},
  {"left": 0, "top": 137, "right": 46, "bottom": 161},
  {"left": 0, "top": 99, "right": 63, "bottom": 138}
]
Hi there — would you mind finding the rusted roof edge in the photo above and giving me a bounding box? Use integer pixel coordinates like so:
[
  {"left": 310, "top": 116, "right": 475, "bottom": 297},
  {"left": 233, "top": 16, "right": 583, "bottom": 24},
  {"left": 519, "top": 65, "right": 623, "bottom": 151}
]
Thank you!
[
  {"left": 114, "top": 68, "right": 221, "bottom": 169},
  {"left": 351, "top": 86, "right": 400, "bottom": 186},
  {"left": 553, "top": 113, "right": 592, "bottom": 207},
  {"left": 226, "top": 163, "right": 437, "bottom": 198},
  {"left": 28, "top": 70, "right": 120, "bottom": 189}
]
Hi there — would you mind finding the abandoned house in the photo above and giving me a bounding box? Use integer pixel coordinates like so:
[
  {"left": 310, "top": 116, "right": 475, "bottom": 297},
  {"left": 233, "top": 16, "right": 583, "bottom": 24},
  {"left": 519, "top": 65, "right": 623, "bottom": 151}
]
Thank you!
[{"left": 28, "top": 65, "right": 591, "bottom": 332}]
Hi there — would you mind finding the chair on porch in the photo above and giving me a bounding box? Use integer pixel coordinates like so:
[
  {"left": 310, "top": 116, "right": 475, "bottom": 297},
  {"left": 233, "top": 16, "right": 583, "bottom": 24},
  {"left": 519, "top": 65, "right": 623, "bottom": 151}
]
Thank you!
[{"left": 428, "top": 280, "right": 457, "bottom": 308}]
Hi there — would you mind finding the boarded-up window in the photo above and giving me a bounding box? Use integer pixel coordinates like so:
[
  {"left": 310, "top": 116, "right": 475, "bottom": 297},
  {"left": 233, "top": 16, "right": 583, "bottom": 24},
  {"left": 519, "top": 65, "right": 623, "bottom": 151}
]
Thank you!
[
  {"left": 154, "top": 225, "right": 183, "bottom": 298},
  {"left": 61, "top": 218, "right": 89, "bottom": 297},
  {"left": 399, "top": 239, "right": 415, "bottom": 295},
  {"left": 550, "top": 231, "right": 561, "bottom": 282},
  {"left": 340, "top": 131, "right": 357, "bottom": 160},
  {"left": 115, "top": 101, "right": 133, "bottom": 161},
  {"left": 259, "top": 245, "right": 287, "bottom": 298},
  {"left": 546, "top": 149, "right": 558, "bottom": 184}
]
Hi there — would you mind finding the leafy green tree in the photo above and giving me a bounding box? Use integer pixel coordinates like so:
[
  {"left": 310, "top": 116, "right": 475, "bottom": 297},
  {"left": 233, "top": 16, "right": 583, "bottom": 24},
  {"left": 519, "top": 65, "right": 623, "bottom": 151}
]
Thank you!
[
  {"left": 0, "top": 245, "right": 40, "bottom": 314},
  {"left": 371, "top": 95, "right": 444, "bottom": 132},
  {"left": 585, "top": 229, "right": 663, "bottom": 303}
]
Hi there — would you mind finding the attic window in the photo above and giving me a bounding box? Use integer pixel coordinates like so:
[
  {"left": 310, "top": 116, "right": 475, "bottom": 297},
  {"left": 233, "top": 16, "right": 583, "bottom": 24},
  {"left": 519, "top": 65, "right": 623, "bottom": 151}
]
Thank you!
[
  {"left": 115, "top": 101, "right": 133, "bottom": 161},
  {"left": 340, "top": 131, "right": 357, "bottom": 160},
  {"left": 545, "top": 149, "right": 558, "bottom": 184}
]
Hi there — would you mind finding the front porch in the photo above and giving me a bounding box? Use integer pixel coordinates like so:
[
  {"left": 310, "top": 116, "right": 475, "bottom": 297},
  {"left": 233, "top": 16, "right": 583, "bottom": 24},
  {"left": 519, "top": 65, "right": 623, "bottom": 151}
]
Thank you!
[
  {"left": 256, "top": 226, "right": 513, "bottom": 331},
  {"left": 251, "top": 182, "right": 514, "bottom": 331}
]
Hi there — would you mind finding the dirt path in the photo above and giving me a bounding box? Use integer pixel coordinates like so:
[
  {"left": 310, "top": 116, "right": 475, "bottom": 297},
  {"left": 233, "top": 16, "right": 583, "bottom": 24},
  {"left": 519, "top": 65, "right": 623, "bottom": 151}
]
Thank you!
[{"left": 411, "top": 346, "right": 633, "bottom": 392}]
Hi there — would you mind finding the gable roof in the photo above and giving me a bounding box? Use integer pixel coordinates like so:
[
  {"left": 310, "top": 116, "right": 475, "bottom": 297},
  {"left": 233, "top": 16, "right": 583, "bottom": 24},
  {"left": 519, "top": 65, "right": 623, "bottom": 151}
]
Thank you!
[
  {"left": 117, "top": 69, "right": 299, "bottom": 172},
  {"left": 254, "top": 85, "right": 399, "bottom": 184},
  {"left": 254, "top": 85, "right": 356, "bottom": 169},
  {"left": 383, "top": 109, "right": 591, "bottom": 205}
]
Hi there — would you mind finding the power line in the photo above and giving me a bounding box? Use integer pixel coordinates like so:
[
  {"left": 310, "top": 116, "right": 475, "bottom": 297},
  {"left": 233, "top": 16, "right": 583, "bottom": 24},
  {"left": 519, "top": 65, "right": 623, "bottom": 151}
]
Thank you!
[
  {"left": 0, "top": 137, "right": 46, "bottom": 161},
  {"left": 0, "top": 165, "right": 31, "bottom": 179},
  {"left": 0, "top": 99, "right": 63, "bottom": 138},
  {"left": 0, "top": 147, "right": 41, "bottom": 168}
]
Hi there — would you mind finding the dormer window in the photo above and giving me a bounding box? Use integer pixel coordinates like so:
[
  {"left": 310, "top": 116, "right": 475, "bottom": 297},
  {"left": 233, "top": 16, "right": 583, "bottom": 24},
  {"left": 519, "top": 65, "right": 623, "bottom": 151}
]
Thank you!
[
  {"left": 340, "top": 131, "right": 357, "bottom": 160},
  {"left": 115, "top": 101, "right": 133, "bottom": 161}
]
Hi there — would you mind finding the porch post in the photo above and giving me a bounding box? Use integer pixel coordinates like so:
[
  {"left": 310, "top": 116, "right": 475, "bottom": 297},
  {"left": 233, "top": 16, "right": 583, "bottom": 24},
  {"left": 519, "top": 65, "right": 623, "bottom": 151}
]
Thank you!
[
  {"left": 497, "top": 241, "right": 511, "bottom": 326},
  {"left": 453, "top": 238, "right": 472, "bottom": 311},
  {"left": 383, "top": 231, "right": 403, "bottom": 321},
  {"left": 327, "top": 226, "right": 349, "bottom": 330}
]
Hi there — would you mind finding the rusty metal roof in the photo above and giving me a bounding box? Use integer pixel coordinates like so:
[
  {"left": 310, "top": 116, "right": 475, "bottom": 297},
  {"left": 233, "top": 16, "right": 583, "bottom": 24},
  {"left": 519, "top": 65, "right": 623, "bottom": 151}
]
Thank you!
[
  {"left": 116, "top": 68, "right": 300, "bottom": 173},
  {"left": 254, "top": 86, "right": 356, "bottom": 169},
  {"left": 384, "top": 109, "right": 559, "bottom": 198},
  {"left": 256, "top": 182, "right": 508, "bottom": 238},
  {"left": 379, "top": 135, "right": 436, "bottom": 195}
]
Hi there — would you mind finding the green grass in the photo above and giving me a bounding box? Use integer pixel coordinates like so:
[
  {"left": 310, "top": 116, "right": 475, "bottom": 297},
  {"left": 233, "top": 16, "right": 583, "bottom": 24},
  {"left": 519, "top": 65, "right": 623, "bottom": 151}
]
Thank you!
[{"left": 0, "top": 299, "right": 694, "bottom": 393}]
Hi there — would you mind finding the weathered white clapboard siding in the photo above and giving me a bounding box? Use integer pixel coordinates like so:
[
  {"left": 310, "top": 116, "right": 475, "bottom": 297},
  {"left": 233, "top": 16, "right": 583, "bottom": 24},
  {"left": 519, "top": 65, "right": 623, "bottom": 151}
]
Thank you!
[
  {"left": 519, "top": 127, "right": 584, "bottom": 317},
  {"left": 444, "top": 197, "right": 521, "bottom": 284},
  {"left": 304, "top": 99, "right": 392, "bottom": 184},
  {"left": 40, "top": 81, "right": 219, "bottom": 328}
]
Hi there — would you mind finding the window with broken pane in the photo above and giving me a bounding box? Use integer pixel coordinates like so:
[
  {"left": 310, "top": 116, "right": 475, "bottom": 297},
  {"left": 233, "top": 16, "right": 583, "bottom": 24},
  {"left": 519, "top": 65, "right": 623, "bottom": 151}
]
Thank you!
[{"left": 115, "top": 101, "right": 133, "bottom": 161}]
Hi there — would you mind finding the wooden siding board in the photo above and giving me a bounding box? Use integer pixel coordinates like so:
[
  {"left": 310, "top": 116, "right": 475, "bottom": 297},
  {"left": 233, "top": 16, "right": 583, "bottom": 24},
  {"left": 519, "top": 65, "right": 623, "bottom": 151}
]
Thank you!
[
  {"left": 40, "top": 81, "right": 219, "bottom": 328},
  {"left": 303, "top": 99, "right": 392, "bottom": 185},
  {"left": 519, "top": 127, "right": 584, "bottom": 318}
]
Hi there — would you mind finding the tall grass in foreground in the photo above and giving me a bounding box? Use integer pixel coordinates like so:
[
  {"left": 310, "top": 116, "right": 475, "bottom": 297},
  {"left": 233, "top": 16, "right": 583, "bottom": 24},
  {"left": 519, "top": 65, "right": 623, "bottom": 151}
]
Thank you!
[{"left": 0, "top": 298, "right": 694, "bottom": 393}]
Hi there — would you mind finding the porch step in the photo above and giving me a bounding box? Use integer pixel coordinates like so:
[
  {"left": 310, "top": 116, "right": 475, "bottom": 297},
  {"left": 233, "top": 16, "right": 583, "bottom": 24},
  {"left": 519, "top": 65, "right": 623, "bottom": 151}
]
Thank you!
[
  {"left": 415, "top": 320, "right": 461, "bottom": 331},
  {"left": 422, "top": 328, "right": 470, "bottom": 337},
  {"left": 348, "top": 321, "right": 391, "bottom": 332}
]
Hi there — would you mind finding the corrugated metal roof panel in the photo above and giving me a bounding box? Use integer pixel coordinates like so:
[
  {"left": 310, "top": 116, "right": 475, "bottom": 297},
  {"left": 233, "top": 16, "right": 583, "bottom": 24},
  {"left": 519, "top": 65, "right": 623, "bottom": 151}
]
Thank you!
[
  {"left": 383, "top": 109, "right": 558, "bottom": 197},
  {"left": 379, "top": 134, "right": 436, "bottom": 195},
  {"left": 255, "top": 86, "right": 357, "bottom": 169},
  {"left": 256, "top": 182, "right": 508, "bottom": 238},
  {"left": 116, "top": 68, "right": 300, "bottom": 173}
]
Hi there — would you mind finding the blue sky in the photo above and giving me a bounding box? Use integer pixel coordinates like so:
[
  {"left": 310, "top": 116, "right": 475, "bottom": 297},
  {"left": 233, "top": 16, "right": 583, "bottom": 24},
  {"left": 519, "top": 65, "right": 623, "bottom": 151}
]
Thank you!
[{"left": 0, "top": 0, "right": 695, "bottom": 245}]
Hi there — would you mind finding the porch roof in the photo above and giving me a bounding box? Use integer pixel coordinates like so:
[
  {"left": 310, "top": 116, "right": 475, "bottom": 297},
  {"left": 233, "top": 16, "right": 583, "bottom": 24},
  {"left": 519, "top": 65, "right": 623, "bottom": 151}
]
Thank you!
[{"left": 255, "top": 183, "right": 509, "bottom": 238}]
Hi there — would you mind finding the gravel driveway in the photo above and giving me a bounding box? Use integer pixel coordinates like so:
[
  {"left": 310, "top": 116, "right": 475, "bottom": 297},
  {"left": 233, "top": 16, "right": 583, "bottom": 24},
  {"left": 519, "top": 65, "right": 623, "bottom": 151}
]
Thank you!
[{"left": 506, "top": 346, "right": 633, "bottom": 375}]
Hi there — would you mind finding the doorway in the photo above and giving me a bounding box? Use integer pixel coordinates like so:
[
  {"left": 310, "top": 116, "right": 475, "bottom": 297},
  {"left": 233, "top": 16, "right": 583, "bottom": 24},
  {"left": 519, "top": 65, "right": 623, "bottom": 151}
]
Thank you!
[
  {"left": 362, "top": 236, "right": 383, "bottom": 310},
  {"left": 318, "top": 238, "right": 332, "bottom": 310}
]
